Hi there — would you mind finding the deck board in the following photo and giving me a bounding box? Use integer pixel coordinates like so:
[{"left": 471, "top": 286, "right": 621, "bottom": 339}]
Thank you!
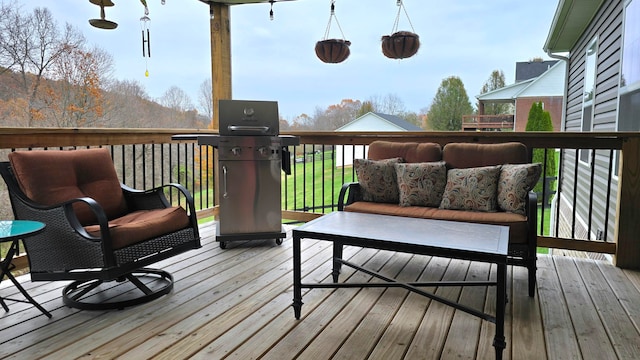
[{"left": 2, "top": 221, "right": 640, "bottom": 359}]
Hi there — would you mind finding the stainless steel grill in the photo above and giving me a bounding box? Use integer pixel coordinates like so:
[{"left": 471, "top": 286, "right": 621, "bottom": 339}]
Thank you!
[{"left": 178, "top": 100, "right": 298, "bottom": 249}]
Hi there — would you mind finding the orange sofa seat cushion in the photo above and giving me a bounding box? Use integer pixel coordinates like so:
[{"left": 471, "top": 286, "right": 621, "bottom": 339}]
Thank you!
[
  {"left": 344, "top": 201, "right": 528, "bottom": 244},
  {"left": 84, "top": 207, "right": 191, "bottom": 249},
  {"left": 9, "top": 148, "right": 128, "bottom": 225}
]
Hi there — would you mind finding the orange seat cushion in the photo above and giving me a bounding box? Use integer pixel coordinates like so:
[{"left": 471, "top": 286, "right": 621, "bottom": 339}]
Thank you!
[
  {"left": 344, "top": 201, "right": 528, "bottom": 245},
  {"left": 84, "top": 207, "right": 191, "bottom": 249}
]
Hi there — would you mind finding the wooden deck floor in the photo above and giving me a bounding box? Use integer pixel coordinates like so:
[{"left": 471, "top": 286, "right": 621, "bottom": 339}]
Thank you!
[{"left": 2, "top": 221, "right": 640, "bottom": 359}]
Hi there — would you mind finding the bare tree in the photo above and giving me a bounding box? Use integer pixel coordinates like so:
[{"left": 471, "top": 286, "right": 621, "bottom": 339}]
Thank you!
[
  {"left": 160, "top": 85, "right": 194, "bottom": 112},
  {"left": 197, "top": 78, "right": 213, "bottom": 122},
  {"left": 365, "top": 93, "right": 406, "bottom": 115}
]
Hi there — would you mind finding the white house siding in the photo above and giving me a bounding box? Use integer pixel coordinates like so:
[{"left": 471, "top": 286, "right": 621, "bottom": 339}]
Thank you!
[
  {"left": 558, "top": 0, "right": 622, "bottom": 244},
  {"left": 335, "top": 113, "right": 408, "bottom": 167}
]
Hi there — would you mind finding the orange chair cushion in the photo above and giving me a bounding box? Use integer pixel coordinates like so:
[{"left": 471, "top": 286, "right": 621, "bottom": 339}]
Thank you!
[
  {"left": 84, "top": 207, "right": 191, "bottom": 249},
  {"left": 9, "top": 148, "right": 128, "bottom": 225}
]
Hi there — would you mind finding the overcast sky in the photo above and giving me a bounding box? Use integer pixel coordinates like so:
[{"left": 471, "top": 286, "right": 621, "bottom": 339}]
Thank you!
[{"left": 20, "top": 0, "right": 560, "bottom": 121}]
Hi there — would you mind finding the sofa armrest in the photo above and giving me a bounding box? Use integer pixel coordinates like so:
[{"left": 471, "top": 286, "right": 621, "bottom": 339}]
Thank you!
[
  {"left": 526, "top": 190, "right": 538, "bottom": 250},
  {"left": 337, "top": 182, "right": 362, "bottom": 211}
]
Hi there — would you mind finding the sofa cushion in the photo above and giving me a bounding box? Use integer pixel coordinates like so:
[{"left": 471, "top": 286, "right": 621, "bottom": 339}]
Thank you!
[
  {"left": 344, "top": 201, "right": 529, "bottom": 244},
  {"left": 395, "top": 161, "right": 447, "bottom": 207},
  {"left": 84, "top": 206, "right": 191, "bottom": 249},
  {"left": 354, "top": 157, "right": 404, "bottom": 203},
  {"left": 8, "top": 148, "right": 128, "bottom": 225},
  {"left": 368, "top": 141, "right": 442, "bottom": 163},
  {"left": 498, "top": 163, "right": 542, "bottom": 215},
  {"left": 440, "top": 165, "right": 501, "bottom": 212},
  {"left": 443, "top": 142, "right": 527, "bottom": 169}
]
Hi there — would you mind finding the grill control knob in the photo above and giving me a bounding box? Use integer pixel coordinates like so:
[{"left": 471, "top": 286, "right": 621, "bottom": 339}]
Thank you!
[
  {"left": 231, "top": 147, "right": 242, "bottom": 156},
  {"left": 257, "top": 147, "right": 268, "bottom": 156}
]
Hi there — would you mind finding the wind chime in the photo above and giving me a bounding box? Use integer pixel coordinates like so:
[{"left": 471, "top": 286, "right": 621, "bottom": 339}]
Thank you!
[
  {"left": 381, "top": 0, "right": 420, "bottom": 59},
  {"left": 314, "top": 0, "right": 351, "bottom": 64},
  {"left": 140, "top": 0, "right": 152, "bottom": 77},
  {"left": 138, "top": 1, "right": 166, "bottom": 77}
]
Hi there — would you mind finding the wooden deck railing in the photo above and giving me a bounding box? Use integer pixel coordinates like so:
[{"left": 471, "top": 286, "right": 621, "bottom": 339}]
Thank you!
[
  {"left": 1, "top": 128, "right": 639, "bottom": 270},
  {"left": 461, "top": 114, "right": 515, "bottom": 131}
]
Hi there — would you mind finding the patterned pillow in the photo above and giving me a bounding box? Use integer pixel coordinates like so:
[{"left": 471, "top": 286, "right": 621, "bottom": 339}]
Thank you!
[
  {"left": 439, "top": 165, "right": 501, "bottom": 212},
  {"left": 498, "top": 163, "right": 542, "bottom": 215},
  {"left": 395, "top": 162, "right": 447, "bottom": 207},
  {"left": 354, "top": 157, "right": 404, "bottom": 203}
]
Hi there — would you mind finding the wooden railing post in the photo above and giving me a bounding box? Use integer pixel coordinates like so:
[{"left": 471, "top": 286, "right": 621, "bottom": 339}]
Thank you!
[{"left": 614, "top": 136, "right": 640, "bottom": 269}]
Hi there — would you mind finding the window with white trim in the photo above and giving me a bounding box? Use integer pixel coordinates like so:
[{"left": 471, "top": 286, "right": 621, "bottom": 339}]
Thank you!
[{"left": 618, "top": 0, "right": 640, "bottom": 131}]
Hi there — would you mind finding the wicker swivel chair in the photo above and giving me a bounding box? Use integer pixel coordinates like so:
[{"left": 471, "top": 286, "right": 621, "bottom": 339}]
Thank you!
[{"left": 0, "top": 148, "right": 201, "bottom": 311}]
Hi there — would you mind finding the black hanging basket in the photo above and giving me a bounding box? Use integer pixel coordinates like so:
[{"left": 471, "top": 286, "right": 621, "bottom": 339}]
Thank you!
[
  {"left": 315, "top": 39, "right": 351, "bottom": 64},
  {"left": 381, "top": 31, "right": 420, "bottom": 59}
]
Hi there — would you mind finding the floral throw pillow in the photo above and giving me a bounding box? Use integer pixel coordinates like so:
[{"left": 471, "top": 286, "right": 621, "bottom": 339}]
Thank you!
[
  {"left": 439, "top": 165, "right": 501, "bottom": 212},
  {"left": 498, "top": 163, "right": 542, "bottom": 215},
  {"left": 354, "top": 157, "right": 404, "bottom": 203},
  {"left": 395, "top": 162, "right": 447, "bottom": 207}
]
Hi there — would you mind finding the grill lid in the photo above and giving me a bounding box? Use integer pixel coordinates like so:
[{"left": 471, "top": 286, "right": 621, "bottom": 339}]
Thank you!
[{"left": 219, "top": 100, "right": 279, "bottom": 136}]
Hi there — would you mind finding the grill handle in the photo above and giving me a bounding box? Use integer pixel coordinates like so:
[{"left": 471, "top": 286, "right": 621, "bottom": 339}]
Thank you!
[
  {"left": 222, "top": 165, "right": 228, "bottom": 198},
  {"left": 227, "top": 125, "right": 270, "bottom": 133}
]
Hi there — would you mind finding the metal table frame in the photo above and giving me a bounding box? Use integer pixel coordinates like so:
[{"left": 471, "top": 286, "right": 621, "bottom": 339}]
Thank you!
[
  {"left": 292, "top": 211, "right": 508, "bottom": 359},
  {"left": 0, "top": 220, "right": 51, "bottom": 318}
]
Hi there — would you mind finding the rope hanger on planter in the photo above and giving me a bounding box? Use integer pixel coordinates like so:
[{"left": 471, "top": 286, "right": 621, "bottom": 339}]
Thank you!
[
  {"left": 381, "top": 0, "right": 420, "bottom": 59},
  {"left": 315, "top": 0, "right": 351, "bottom": 64}
]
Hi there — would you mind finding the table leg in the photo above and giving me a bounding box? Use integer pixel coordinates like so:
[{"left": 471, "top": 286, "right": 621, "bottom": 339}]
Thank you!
[
  {"left": 493, "top": 262, "right": 507, "bottom": 359},
  {"left": 332, "top": 241, "right": 343, "bottom": 282},
  {"left": 292, "top": 234, "right": 303, "bottom": 319},
  {"left": 1, "top": 241, "right": 52, "bottom": 318}
]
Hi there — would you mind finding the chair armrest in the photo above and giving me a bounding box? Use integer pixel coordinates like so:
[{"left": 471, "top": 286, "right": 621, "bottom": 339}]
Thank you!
[
  {"left": 337, "top": 182, "right": 362, "bottom": 211},
  {"left": 122, "top": 183, "right": 199, "bottom": 231}
]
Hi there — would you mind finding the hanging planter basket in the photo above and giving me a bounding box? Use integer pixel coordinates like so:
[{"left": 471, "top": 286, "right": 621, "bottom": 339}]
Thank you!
[
  {"left": 382, "top": 0, "right": 419, "bottom": 59},
  {"left": 316, "top": 1, "right": 350, "bottom": 64},
  {"left": 381, "top": 31, "right": 420, "bottom": 59},
  {"left": 315, "top": 39, "right": 351, "bottom": 64}
]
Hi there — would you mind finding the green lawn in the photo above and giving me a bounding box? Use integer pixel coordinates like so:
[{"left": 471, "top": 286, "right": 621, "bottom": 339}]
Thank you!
[{"left": 282, "top": 151, "right": 353, "bottom": 213}]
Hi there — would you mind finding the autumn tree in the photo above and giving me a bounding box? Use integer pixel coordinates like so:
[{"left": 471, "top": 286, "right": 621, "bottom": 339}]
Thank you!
[
  {"left": 427, "top": 76, "right": 474, "bottom": 131},
  {"left": 311, "top": 99, "right": 361, "bottom": 130},
  {"left": 479, "top": 70, "right": 511, "bottom": 115},
  {"left": 0, "top": 2, "right": 84, "bottom": 125},
  {"left": 357, "top": 101, "right": 375, "bottom": 117},
  {"left": 45, "top": 45, "right": 114, "bottom": 127}
]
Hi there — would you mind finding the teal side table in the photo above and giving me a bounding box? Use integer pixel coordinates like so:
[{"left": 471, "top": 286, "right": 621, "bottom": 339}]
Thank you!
[{"left": 0, "top": 220, "right": 51, "bottom": 318}]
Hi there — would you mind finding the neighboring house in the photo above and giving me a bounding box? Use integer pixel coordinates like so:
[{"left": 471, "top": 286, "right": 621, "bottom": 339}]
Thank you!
[
  {"left": 515, "top": 60, "right": 559, "bottom": 82},
  {"left": 335, "top": 112, "right": 422, "bottom": 167},
  {"left": 474, "top": 61, "right": 566, "bottom": 131},
  {"left": 544, "top": 0, "right": 638, "bottom": 245}
]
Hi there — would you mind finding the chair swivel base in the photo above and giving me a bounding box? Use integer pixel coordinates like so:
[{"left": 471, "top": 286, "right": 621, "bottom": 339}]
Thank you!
[{"left": 62, "top": 268, "right": 173, "bottom": 311}]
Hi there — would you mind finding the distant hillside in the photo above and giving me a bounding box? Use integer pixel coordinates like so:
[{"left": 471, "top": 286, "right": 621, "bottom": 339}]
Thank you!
[{"left": 0, "top": 67, "right": 208, "bottom": 129}]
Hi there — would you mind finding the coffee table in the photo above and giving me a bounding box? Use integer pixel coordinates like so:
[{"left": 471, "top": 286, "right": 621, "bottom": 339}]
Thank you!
[
  {"left": 292, "top": 211, "right": 508, "bottom": 359},
  {"left": 0, "top": 220, "right": 51, "bottom": 318}
]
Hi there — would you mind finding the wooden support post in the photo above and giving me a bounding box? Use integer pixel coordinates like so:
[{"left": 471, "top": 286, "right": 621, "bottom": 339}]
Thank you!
[
  {"left": 209, "top": 3, "right": 232, "bottom": 131},
  {"left": 614, "top": 136, "right": 640, "bottom": 268},
  {"left": 208, "top": 3, "right": 231, "bottom": 207}
]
